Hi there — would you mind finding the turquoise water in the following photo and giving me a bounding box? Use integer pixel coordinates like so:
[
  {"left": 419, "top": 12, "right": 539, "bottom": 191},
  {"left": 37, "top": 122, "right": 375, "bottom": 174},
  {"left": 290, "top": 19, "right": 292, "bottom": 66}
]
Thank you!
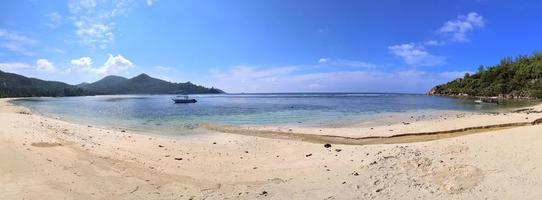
[{"left": 10, "top": 93, "right": 535, "bottom": 135}]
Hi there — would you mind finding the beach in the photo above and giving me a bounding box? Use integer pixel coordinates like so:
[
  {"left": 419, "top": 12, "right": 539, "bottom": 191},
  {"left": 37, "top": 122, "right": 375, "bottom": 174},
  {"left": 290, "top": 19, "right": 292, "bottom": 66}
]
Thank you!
[{"left": 2, "top": 99, "right": 542, "bottom": 200}]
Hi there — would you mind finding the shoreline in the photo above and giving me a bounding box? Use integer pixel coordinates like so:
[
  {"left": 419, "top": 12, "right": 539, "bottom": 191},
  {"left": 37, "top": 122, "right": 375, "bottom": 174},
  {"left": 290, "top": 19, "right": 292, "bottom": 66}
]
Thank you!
[
  {"left": 202, "top": 103, "right": 542, "bottom": 141},
  {"left": 2, "top": 99, "right": 542, "bottom": 199},
  {"left": 10, "top": 95, "right": 535, "bottom": 137}
]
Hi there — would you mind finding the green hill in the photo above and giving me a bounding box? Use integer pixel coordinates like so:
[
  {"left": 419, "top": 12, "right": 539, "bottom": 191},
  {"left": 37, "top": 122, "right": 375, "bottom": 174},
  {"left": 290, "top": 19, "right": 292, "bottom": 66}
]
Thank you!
[
  {"left": 0, "top": 70, "right": 88, "bottom": 98},
  {"left": 80, "top": 73, "right": 224, "bottom": 94},
  {"left": 429, "top": 52, "right": 542, "bottom": 99},
  {"left": 0, "top": 71, "right": 224, "bottom": 98}
]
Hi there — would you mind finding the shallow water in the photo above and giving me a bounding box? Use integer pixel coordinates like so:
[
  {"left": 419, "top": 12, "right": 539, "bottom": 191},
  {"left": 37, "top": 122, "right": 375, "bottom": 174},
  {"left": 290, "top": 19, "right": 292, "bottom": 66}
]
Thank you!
[{"left": 11, "top": 93, "right": 537, "bottom": 135}]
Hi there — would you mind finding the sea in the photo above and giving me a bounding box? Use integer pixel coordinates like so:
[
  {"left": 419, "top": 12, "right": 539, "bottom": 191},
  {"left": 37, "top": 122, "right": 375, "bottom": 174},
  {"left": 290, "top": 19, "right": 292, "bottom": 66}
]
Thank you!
[{"left": 10, "top": 93, "right": 537, "bottom": 135}]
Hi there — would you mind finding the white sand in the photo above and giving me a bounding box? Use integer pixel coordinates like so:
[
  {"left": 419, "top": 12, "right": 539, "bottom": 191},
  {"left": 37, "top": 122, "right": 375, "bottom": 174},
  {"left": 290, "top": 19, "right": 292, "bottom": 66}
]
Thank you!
[{"left": 1, "top": 99, "right": 542, "bottom": 199}]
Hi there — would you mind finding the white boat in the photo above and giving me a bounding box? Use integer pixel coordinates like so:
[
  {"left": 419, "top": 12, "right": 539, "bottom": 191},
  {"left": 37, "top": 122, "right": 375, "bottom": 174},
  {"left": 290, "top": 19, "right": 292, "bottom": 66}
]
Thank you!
[
  {"left": 171, "top": 95, "right": 197, "bottom": 104},
  {"left": 474, "top": 97, "right": 499, "bottom": 104}
]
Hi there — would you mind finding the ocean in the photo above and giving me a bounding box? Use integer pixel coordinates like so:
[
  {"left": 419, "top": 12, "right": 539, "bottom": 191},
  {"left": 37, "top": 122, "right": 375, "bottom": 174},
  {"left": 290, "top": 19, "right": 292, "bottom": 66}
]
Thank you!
[{"left": 10, "top": 93, "right": 536, "bottom": 135}]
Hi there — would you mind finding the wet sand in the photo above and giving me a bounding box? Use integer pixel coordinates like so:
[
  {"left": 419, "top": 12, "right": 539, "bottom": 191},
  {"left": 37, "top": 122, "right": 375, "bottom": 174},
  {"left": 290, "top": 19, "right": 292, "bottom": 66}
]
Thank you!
[{"left": 2, "top": 99, "right": 542, "bottom": 199}]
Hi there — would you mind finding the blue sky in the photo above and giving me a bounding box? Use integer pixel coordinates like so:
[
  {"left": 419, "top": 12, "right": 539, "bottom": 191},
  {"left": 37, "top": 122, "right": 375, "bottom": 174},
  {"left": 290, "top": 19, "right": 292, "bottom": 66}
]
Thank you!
[{"left": 1, "top": 0, "right": 542, "bottom": 93}]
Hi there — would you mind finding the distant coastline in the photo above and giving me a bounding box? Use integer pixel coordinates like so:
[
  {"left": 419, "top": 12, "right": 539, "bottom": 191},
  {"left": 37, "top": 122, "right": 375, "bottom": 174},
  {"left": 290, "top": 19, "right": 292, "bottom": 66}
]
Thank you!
[{"left": 0, "top": 70, "right": 223, "bottom": 98}]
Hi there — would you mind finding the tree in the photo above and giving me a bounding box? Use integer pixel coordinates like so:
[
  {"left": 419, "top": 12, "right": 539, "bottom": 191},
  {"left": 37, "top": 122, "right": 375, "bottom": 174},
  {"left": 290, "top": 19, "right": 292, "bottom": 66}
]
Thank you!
[{"left": 432, "top": 52, "right": 542, "bottom": 99}]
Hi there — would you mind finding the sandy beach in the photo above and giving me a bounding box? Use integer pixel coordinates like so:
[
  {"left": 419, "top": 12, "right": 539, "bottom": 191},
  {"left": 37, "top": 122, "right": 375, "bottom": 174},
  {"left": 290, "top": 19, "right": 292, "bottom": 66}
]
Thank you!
[{"left": 2, "top": 99, "right": 542, "bottom": 199}]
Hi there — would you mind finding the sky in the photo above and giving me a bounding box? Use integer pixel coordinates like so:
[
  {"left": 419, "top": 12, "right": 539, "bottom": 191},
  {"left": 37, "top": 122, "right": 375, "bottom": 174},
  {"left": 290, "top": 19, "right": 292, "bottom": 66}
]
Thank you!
[{"left": 1, "top": 0, "right": 542, "bottom": 93}]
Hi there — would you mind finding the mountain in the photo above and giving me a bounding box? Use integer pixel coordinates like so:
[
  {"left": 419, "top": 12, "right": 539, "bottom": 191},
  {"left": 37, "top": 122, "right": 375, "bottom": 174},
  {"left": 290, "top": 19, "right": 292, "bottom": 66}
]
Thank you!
[
  {"left": 77, "top": 75, "right": 128, "bottom": 94},
  {"left": 80, "top": 73, "right": 224, "bottom": 94},
  {"left": 0, "top": 70, "right": 89, "bottom": 98},
  {"left": 429, "top": 52, "right": 542, "bottom": 99}
]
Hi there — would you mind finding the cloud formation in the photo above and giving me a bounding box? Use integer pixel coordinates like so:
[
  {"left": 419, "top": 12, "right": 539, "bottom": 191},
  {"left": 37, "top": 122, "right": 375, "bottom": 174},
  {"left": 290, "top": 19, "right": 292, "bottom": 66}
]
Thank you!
[
  {"left": 438, "top": 12, "right": 485, "bottom": 42},
  {"left": 69, "top": 54, "right": 134, "bottom": 75},
  {"left": 36, "top": 59, "right": 56, "bottom": 72},
  {"left": 0, "top": 62, "right": 32, "bottom": 72},
  {"left": 0, "top": 29, "right": 38, "bottom": 56},
  {"left": 209, "top": 65, "right": 468, "bottom": 93},
  {"left": 146, "top": 0, "right": 157, "bottom": 6},
  {"left": 318, "top": 58, "right": 376, "bottom": 69},
  {"left": 67, "top": 0, "right": 133, "bottom": 49},
  {"left": 388, "top": 43, "right": 445, "bottom": 66},
  {"left": 70, "top": 56, "right": 93, "bottom": 71},
  {"left": 1, "top": 59, "right": 58, "bottom": 73},
  {"left": 388, "top": 12, "right": 484, "bottom": 66},
  {"left": 96, "top": 54, "right": 134, "bottom": 75}
]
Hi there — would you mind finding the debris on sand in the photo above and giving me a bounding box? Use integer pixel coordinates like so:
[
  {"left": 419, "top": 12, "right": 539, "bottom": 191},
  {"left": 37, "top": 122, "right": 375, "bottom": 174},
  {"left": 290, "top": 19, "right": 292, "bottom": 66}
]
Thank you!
[{"left": 324, "top": 144, "right": 332, "bottom": 148}]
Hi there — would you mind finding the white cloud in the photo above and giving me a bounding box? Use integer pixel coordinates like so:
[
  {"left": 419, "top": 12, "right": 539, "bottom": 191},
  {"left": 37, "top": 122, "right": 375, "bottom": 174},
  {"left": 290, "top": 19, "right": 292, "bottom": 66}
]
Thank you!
[
  {"left": 438, "top": 12, "right": 485, "bottom": 42},
  {"left": 0, "top": 59, "right": 58, "bottom": 73},
  {"left": 388, "top": 43, "right": 445, "bottom": 66},
  {"left": 0, "top": 29, "right": 37, "bottom": 44},
  {"left": 67, "top": 0, "right": 134, "bottom": 49},
  {"left": 318, "top": 58, "right": 328, "bottom": 64},
  {"left": 70, "top": 56, "right": 93, "bottom": 71},
  {"left": 146, "top": 0, "right": 157, "bottom": 6},
  {"left": 94, "top": 54, "right": 134, "bottom": 75},
  {"left": 0, "top": 29, "right": 38, "bottom": 56},
  {"left": 0, "top": 62, "right": 32, "bottom": 72},
  {"left": 209, "top": 65, "right": 467, "bottom": 93},
  {"left": 44, "top": 12, "right": 62, "bottom": 29},
  {"left": 424, "top": 40, "right": 446, "bottom": 46},
  {"left": 68, "top": 0, "right": 97, "bottom": 13},
  {"left": 318, "top": 58, "right": 376, "bottom": 69},
  {"left": 74, "top": 21, "right": 114, "bottom": 49},
  {"left": 36, "top": 59, "right": 56, "bottom": 72},
  {"left": 68, "top": 54, "right": 134, "bottom": 75},
  {"left": 388, "top": 12, "right": 484, "bottom": 66}
]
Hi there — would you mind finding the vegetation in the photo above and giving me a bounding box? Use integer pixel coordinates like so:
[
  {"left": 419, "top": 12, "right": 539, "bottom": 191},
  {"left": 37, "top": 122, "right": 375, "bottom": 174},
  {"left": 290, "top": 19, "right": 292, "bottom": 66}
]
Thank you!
[
  {"left": 0, "top": 71, "right": 223, "bottom": 98},
  {"left": 0, "top": 70, "right": 89, "bottom": 98},
  {"left": 79, "top": 73, "right": 224, "bottom": 94},
  {"left": 430, "top": 52, "right": 542, "bottom": 99}
]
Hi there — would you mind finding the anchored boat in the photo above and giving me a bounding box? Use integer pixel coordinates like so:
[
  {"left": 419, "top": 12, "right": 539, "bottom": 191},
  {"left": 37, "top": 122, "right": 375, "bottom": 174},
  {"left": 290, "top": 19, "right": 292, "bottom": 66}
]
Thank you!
[
  {"left": 171, "top": 95, "right": 197, "bottom": 104},
  {"left": 474, "top": 97, "right": 499, "bottom": 104}
]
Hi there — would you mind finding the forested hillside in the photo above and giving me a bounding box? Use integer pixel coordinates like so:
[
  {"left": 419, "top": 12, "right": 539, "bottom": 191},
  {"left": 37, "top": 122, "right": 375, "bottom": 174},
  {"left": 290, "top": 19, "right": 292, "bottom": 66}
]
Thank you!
[
  {"left": 429, "top": 52, "right": 542, "bottom": 99},
  {"left": 0, "top": 71, "right": 223, "bottom": 98},
  {"left": 0, "top": 70, "right": 88, "bottom": 98},
  {"left": 79, "top": 73, "right": 224, "bottom": 94}
]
